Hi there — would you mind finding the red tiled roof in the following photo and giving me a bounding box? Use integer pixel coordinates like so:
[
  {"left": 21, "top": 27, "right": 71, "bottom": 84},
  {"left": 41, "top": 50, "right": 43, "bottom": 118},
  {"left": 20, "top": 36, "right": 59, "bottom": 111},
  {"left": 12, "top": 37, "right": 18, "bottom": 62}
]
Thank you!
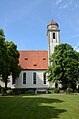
[
  {"left": 48, "top": 20, "right": 59, "bottom": 26},
  {"left": 19, "top": 50, "right": 48, "bottom": 70}
]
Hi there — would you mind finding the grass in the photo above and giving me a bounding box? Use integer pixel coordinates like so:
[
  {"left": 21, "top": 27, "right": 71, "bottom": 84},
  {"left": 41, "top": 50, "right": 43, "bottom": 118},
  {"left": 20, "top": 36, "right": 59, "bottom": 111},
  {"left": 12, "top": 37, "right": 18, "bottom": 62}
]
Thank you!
[{"left": 0, "top": 94, "right": 79, "bottom": 119}]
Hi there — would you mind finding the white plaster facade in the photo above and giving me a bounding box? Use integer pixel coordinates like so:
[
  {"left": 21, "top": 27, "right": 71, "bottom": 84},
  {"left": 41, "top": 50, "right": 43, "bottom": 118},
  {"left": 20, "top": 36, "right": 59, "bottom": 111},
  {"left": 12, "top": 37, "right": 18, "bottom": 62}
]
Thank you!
[{"left": 15, "top": 70, "right": 49, "bottom": 88}]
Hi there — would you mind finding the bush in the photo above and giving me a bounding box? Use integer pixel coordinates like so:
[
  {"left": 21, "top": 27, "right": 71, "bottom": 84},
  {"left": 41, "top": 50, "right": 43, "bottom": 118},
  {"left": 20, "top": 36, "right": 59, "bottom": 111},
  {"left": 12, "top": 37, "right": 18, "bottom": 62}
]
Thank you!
[
  {"left": 0, "top": 85, "right": 2, "bottom": 93},
  {"left": 66, "top": 87, "right": 73, "bottom": 94},
  {"left": 54, "top": 88, "right": 60, "bottom": 93},
  {"left": 48, "top": 88, "right": 54, "bottom": 94},
  {"left": 1, "top": 88, "right": 7, "bottom": 96},
  {"left": 12, "top": 88, "right": 21, "bottom": 95},
  {"left": 77, "top": 85, "right": 79, "bottom": 93},
  {"left": 60, "top": 90, "right": 64, "bottom": 93},
  {"left": 12, "top": 88, "right": 35, "bottom": 95},
  {"left": 7, "top": 90, "right": 13, "bottom": 95}
]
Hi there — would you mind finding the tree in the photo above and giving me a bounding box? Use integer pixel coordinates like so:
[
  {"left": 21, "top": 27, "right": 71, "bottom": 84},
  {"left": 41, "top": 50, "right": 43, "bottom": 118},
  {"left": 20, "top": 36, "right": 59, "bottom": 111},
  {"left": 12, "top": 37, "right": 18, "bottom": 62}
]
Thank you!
[
  {"left": 0, "top": 29, "right": 9, "bottom": 89},
  {"left": 0, "top": 29, "right": 21, "bottom": 92},
  {"left": 47, "top": 43, "right": 79, "bottom": 90},
  {"left": 6, "top": 41, "right": 21, "bottom": 84}
]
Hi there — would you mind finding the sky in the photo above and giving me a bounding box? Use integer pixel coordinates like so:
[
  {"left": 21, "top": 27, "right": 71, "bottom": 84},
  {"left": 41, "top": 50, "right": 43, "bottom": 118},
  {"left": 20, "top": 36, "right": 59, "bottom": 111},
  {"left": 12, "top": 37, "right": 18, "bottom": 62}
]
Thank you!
[{"left": 0, "top": 0, "right": 79, "bottom": 51}]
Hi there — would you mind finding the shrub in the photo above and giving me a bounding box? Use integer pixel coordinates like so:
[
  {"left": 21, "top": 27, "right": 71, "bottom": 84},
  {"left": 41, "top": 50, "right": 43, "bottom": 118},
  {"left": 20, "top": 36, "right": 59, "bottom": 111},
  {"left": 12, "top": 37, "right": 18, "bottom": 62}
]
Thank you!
[
  {"left": 0, "top": 85, "right": 1, "bottom": 93},
  {"left": 54, "top": 88, "right": 60, "bottom": 93},
  {"left": 12, "top": 88, "right": 21, "bottom": 95},
  {"left": 48, "top": 88, "right": 54, "bottom": 94},
  {"left": 60, "top": 90, "right": 64, "bottom": 93},
  {"left": 1, "top": 88, "right": 7, "bottom": 96},
  {"left": 66, "top": 87, "right": 73, "bottom": 94},
  {"left": 12, "top": 88, "right": 35, "bottom": 95},
  {"left": 77, "top": 85, "right": 79, "bottom": 93},
  {"left": 7, "top": 90, "right": 13, "bottom": 95}
]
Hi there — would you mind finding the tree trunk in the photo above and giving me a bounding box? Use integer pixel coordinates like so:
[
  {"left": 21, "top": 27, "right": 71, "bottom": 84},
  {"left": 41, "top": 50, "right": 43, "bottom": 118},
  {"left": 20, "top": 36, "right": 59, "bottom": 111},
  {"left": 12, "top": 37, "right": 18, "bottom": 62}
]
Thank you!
[
  {"left": 2, "top": 74, "right": 8, "bottom": 94},
  {"left": 4, "top": 76, "right": 8, "bottom": 93},
  {"left": 55, "top": 83, "right": 58, "bottom": 88},
  {"left": 5, "top": 78, "right": 7, "bottom": 92}
]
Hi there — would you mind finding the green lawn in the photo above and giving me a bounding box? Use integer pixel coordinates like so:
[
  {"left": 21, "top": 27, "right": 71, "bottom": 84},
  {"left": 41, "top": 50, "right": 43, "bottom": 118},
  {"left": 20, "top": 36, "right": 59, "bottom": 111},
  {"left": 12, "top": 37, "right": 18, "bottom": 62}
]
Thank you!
[{"left": 0, "top": 94, "right": 79, "bottom": 119}]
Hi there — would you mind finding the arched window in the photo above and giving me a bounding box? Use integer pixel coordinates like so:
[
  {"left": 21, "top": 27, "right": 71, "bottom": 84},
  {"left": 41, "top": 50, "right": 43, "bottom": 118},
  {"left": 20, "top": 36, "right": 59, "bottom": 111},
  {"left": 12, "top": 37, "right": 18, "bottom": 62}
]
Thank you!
[
  {"left": 43, "top": 73, "right": 46, "bottom": 84},
  {"left": 53, "top": 33, "right": 55, "bottom": 39},
  {"left": 23, "top": 72, "right": 26, "bottom": 84},
  {"left": 33, "top": 72, "right": 36, "bottom": 84}
]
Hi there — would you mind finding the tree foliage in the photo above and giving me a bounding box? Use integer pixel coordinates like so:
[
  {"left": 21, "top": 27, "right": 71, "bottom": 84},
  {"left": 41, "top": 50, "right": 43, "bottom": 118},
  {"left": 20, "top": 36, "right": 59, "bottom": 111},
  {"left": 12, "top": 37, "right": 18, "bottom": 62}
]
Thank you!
[
  {"left": 0, "top": 29, "right": 21, "bottom": 91},
  {"left": 47, "top": 43, "right": 79, "bottom": 90}
]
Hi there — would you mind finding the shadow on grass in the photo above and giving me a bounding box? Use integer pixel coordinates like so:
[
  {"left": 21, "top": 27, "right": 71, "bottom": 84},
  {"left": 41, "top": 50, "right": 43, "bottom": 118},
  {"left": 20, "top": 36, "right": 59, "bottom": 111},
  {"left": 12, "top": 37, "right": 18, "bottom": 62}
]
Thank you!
[{"left": 0, "top": 96, "right": 66, "bottom": 119}]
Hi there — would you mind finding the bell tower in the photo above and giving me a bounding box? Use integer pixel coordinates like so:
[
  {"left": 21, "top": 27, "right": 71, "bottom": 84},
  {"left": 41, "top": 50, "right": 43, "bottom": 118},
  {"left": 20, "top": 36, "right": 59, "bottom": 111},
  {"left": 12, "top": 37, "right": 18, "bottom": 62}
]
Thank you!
[{"left": 47, "top": 20, "right": 60, "bottom": 65}]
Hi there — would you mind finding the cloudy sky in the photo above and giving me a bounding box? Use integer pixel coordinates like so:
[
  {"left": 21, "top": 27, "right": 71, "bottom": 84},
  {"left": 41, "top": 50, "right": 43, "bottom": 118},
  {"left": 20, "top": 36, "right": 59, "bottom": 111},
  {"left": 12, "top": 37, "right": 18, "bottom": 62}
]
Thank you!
[{"left": 0, "top": 0, "right": 79, "bottom": 51}]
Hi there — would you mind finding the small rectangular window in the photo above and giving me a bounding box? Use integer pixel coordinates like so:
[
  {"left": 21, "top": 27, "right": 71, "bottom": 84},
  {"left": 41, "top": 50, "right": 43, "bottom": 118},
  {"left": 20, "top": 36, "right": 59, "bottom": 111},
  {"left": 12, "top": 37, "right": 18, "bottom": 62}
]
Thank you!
[
  {"left": 25, "top": 58, "right": 28, "bottom": 60},
  {"left": 43, "top": 58, "right": 46, "bottom": 60},
  {"left": 33, "top": 64, "right": 37, "bottom": 66}
]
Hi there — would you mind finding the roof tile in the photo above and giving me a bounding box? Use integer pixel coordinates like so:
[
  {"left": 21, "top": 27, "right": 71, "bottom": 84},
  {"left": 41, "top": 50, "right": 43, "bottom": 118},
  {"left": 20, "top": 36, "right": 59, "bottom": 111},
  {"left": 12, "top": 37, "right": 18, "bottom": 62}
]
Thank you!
[{"left": 19, "top": 50, "right": 48, "bottom": 70}]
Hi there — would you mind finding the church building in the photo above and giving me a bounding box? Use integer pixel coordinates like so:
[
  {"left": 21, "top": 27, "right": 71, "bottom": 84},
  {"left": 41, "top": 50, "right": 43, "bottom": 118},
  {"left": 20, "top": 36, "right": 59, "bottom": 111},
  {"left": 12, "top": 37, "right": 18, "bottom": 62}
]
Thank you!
[{"left": 0, "top": 20, "right": 60, "bottom": 92}]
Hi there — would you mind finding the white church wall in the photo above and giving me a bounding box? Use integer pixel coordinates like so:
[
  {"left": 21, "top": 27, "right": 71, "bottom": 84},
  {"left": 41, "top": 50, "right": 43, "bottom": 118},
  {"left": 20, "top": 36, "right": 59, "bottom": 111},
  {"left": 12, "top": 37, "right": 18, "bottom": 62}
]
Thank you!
[{"left": 15, "top": 70, "right": 49, "bottom": 89}]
